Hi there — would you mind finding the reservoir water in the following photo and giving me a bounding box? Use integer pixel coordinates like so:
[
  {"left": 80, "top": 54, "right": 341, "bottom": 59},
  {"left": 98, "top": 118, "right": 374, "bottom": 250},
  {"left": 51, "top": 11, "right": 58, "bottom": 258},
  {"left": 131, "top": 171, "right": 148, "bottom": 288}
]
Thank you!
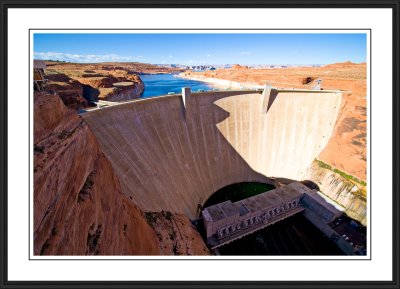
[{"left": 140, "top": 74, "right": 219, "bottom": 98}]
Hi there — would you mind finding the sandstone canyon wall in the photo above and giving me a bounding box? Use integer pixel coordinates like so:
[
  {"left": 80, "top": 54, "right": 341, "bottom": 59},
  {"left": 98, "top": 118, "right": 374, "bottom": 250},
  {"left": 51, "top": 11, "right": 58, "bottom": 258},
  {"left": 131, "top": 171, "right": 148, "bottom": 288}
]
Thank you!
[
  {"left": 44, "top": 61, "right": 182, "bottom": 103},
  {"left": 74, "top": 74, "right": 145, "bottom": 101},
  {"left": 34, "top": 91, "right": 161, "bottom": 255}
]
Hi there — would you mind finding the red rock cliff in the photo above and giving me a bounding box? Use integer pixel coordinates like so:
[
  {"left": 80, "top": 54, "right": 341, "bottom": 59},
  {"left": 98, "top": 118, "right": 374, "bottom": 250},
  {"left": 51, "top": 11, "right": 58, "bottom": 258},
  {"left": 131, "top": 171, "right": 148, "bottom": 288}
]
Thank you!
[{"left": 33, "top": 91, "right": 160, "bottom": 255}]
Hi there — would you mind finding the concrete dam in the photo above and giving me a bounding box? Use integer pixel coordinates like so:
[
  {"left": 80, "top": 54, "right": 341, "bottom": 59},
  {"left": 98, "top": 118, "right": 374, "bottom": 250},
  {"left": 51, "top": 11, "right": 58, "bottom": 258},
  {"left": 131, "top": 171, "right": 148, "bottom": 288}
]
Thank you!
[{"left": 82, "top": 88, "right": 342, "bottom": 219}]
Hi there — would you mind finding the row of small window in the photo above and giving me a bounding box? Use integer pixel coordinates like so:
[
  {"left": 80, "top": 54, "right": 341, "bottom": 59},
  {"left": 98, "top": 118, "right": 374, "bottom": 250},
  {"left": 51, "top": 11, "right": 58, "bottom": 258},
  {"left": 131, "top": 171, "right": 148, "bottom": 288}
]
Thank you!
[{"left": 217, "top": 199, "right": 299, "bottom": 238}]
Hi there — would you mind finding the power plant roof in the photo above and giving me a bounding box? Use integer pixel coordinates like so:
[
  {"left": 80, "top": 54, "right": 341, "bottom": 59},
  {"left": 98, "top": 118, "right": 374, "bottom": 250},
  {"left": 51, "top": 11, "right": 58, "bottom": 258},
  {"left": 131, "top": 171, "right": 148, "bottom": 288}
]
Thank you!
[{"left": 204, "top": 182, "right": 309, "bottom": 222}]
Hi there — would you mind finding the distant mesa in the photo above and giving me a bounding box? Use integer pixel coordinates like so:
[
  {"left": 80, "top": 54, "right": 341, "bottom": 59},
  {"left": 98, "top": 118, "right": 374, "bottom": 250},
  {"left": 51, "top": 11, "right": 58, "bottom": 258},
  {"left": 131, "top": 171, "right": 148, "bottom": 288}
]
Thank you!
[
  {"left": 323, "top": 61, "right": 361, "bottom": 67},
  {"left": 231, "top": 64, "right": 247, "bottom": 69}
]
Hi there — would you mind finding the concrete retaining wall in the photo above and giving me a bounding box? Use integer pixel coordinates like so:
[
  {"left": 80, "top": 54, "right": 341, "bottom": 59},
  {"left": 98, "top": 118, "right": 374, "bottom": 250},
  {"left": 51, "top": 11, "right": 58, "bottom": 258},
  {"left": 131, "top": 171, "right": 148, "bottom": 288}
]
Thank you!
[
  {"left": 304, "top": 160, "right": 367, "bottom": 225},
  {"left": 303, "top": 209, "right": 354, "bottom": 255}
]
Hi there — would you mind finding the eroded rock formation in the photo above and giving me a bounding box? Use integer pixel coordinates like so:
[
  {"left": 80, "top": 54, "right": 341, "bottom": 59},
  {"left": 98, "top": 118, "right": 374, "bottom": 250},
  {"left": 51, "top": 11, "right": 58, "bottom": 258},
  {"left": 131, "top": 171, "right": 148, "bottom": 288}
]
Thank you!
[
  {"left": 144, "top": 211, "right": 210, "bottom": 255},
  {"left": 73, "top": 72, "right": 144, "bottom": 101},
  {"left": 45, "top": 73, "right": 88, "bottom": 109},
  {"left": 34, "top": 92, "right": 161, "bottom": 255},
  {"left": 45, "top": 61, "right": 182, "bottom": 102}
]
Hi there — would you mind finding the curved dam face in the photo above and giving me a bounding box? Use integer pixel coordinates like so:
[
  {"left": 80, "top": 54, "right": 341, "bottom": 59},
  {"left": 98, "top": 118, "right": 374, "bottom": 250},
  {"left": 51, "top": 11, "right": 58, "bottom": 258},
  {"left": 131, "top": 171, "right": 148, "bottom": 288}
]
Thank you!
[{"left": 82, "top": 89, "right": 341, "bottom": 218}]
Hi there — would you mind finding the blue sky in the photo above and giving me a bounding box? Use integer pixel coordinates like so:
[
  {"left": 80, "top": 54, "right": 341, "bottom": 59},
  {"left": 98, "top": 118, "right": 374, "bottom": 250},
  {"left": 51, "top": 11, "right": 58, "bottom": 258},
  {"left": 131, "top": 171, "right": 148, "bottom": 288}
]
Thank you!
[{"left": 33, "top": 33, "right": 367, "bottom": 65}]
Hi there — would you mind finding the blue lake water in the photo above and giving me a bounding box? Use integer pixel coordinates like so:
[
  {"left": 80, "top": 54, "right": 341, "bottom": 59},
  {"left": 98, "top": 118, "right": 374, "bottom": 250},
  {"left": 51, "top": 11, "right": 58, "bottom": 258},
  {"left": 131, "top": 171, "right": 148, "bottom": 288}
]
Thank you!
[{"left": 140, "top": 74, "right": 219, "bottom": 98}]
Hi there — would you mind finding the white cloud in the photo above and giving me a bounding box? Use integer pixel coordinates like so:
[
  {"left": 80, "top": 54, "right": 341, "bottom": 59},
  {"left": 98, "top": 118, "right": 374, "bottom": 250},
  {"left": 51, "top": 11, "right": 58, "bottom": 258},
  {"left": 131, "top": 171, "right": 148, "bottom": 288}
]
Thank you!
[
  {"left": 33, "top": 51, "right": 147, "bottom": 63},
  {"left": 175, "top": 60, "right": 200, "bottom": 65},
  {"left": 168, "top": 55, "right": 173, "bottom": 58},
  {"left": 239, "top": 51, "right": 252, "bottom": 55},
  {"left": 206, "top": 54, "right": 213, "bottom": 58}
]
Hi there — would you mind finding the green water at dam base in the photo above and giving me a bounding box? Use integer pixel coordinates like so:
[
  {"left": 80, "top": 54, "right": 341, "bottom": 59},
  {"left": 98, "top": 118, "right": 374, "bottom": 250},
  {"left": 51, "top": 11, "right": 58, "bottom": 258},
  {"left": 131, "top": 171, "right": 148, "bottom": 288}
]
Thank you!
[{"left": 203, "top": 182, "right": 275, "bottom": 208}]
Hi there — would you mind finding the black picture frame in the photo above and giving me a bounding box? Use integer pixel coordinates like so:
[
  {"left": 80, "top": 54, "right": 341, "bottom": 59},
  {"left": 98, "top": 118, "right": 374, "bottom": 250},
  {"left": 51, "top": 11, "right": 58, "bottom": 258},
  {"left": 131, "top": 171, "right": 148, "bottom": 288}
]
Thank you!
[{"left": 1, "top": 1, "right": 399, "bottom": 288}]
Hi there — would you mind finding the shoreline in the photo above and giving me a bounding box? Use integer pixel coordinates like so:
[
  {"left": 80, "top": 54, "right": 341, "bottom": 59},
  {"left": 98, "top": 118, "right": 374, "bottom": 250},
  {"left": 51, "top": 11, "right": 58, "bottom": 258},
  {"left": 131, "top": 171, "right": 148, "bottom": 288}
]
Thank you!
[{"left": 177, "top": 73, "right": 264, "bottom": 90}]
